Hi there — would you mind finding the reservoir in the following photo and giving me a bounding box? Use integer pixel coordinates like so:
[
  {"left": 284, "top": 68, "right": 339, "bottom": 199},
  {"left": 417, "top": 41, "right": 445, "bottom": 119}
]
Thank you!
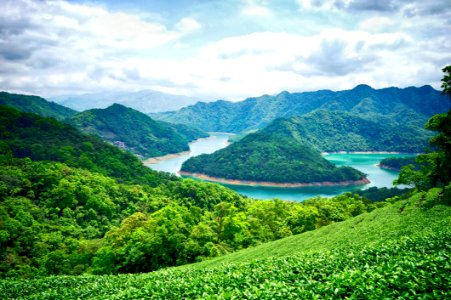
[{"left": 146, "top": 133, "right": 413, "bottom": 201}]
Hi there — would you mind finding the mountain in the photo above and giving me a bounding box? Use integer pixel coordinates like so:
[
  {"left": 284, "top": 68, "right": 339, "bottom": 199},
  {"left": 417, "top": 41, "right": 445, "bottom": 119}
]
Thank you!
[
  {"left": 0, "top": 91, "right": 77, "bottom": 120},
  {"left": 68, "top": 104, "right": 208, "bottom": 158},
  {"left": 0, "top": 105, "right": 173, "bottom": 185},
  {"left": 276, "top": 110, "right": 432, "bottom": 153},
  {"left": 181, "top": 117, "right": 367, "bottom": 184},
  {"left": 154, "top": 85, "right": 449, "bottom": 152},
  {"left": 51, "top": 90, "right": 204, "bottom": 113}
]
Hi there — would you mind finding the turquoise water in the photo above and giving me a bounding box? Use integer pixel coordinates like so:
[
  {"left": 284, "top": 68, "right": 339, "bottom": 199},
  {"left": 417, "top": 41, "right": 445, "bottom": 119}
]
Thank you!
[{"left": 146, "top": 135, "right": 415, "bottom": 201}]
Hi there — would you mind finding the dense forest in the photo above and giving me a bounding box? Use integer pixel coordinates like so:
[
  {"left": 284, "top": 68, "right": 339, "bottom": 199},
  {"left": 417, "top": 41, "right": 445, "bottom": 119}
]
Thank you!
[
  {"left": 181, "top": 118, "right": 366, "bottom": 184},
  {"left": 68, "top": 103, "right": 207, "bottom": 158},
  {"left": 0, "top": 92, "right": 77, "bottom": 121},
  {"left": 379, "top": 156, "right": 418, "bottom": 171},
  {"left": 155, "top": 85, "right": 449, "bottom": 153}
]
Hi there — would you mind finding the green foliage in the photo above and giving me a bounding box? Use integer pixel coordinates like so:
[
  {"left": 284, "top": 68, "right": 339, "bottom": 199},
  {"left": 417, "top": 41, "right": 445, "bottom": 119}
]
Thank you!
[
  {"left": 0, "top": 105, "right": 174, "bottom": 186},
  {"left": 2, "top": 188, "right": 450, "bottom": 299},
  {"left": 68, "top": 104, "right": 207, "bottom": 158},
  {"left": 182, "top": 119, "right": 366, "bottom": 183},
  {"left": 397, "top": 65, "right": 451, "bottom": 189},
  {"left": 378, "top": 156, "right": 417, "bottom": 171},
  {"left": 0, "top": 154, "right": 375, "bottom": 277},
  {"left": 155, "top": 85, "right": 449, "bottom": 152},
  {"left": 0, "top": 91, "right": 76, "bottom": 120},
  {"left": 356, "top": 186, "right": 411, "bottom": 202}
]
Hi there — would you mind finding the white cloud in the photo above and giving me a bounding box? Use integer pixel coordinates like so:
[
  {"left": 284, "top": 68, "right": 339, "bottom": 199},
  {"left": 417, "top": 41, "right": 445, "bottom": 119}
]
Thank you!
[
  {"left": 0, "top": 0, "right": 449, "bottom": 101},
  {"left": 241, "top": 0, "right": 271, "bottom": 17}
]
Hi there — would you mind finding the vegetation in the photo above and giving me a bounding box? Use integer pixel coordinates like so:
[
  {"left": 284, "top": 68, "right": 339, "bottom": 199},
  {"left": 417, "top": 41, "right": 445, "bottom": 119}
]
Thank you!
[
  {"left": 356, "top": 186, "right": 411, "bottom": 202},
  {"left": 2, "top": 186, "right": 450, "bottom": 299},
  {"left": 379, "top": 156, "right": 417, "bottom": 171},
  {"left": 396, "top": 65, "right": 451, "bottom": 189},
  {"left": 182, "top": 117, "right": 366, "bottom": 183},
  {"left": 0, "top": 105, "right": 174, "bottom": 186},
  {"left": 155, "top": 85, "right": 449, "bottom": 152},
  {"left": 0, "top": 91, "right": 76, "bottom": 120},
  {"left": 0, "top": 153, "right": 378, "bottom": 277},
  {"left": 68, "top": 103, "right": 207, "bottom": 158}
]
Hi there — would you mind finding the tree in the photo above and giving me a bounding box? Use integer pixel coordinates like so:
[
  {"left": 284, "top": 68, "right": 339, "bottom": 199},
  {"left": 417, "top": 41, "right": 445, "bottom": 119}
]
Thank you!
[{"left": 396, "top": 65, "right": 451, "bottom": 188}]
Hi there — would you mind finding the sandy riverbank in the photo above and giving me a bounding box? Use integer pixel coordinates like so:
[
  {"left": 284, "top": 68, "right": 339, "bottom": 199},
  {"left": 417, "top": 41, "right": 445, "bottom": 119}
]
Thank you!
[
  {"left": 179, "top": 171, "right": 370, "bottom": 188},
  {"left": 142, "top": 151, "right": 190, "bottom": 164}
]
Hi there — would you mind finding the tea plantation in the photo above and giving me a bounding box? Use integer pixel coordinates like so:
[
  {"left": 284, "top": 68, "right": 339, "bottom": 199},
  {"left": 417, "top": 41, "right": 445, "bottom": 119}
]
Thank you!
[{"left": 2, "top": 187, "right": 450, "bottom": 299}]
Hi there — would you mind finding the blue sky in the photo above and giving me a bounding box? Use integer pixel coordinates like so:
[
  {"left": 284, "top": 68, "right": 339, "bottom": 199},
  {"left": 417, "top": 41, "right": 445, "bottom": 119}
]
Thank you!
[{"left": 1, "top": 0, "right": 450, "bottom": 100}]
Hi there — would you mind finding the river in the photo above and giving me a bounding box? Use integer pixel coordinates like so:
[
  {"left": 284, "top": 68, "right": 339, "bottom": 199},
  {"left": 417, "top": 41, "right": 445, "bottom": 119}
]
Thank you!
[{"left": 146, "top": 133, "right": 414, "bottom": 201}]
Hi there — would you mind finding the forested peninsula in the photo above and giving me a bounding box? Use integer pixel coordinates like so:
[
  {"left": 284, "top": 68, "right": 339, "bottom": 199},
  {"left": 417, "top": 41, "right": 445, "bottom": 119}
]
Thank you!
[{"left": 181, "top": 118, "right": 368, "bottom": 186}]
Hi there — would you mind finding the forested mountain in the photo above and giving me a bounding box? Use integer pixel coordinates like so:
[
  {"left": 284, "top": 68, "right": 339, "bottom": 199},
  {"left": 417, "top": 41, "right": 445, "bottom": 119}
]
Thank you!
[
  {"left": 68, "top": 104, "right": 207, "bottom": 158},
  {"left": 51, "top": 90, "right": 204, "bottom": 113},
  {"left": 379, "top": 156, "right": 417, "bottom": 171},
  {"left": 181, "top": 118, "right": 367, "bottom": 184},
  {"left": 275, "top": 110, "right": 431, "bottom": 153},
  {"left": 0, "top": 105, "right": 173, "bottom": 186},
  {"left": 154, "top": 85, "right": 449, "bottom": 152},
  {"left": 0, "top": 91, "right": 77, "bottom": 120}
]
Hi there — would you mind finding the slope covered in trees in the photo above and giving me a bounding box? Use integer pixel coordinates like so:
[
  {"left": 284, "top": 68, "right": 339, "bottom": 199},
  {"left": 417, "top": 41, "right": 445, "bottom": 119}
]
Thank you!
[
  {"left": 273, "top": 111, "right": 430, "bottom": 152},
  {"left": 0, "top": 105, "right": 173, "bottom": 186},
  {"left": 3, "top": 185, "right": 449, "bottom": 298},
  {"left": 181, "top": 118, "right": 367, "bottom": 184},
  {"left": 67, "top": 104, "right": 207, "bottom": 158},
  {"left": 154, "top": 85, "right": 449, "bottom": 152},
  {"left": 0, "top": 91, "right": 77, "bottom": 121}
]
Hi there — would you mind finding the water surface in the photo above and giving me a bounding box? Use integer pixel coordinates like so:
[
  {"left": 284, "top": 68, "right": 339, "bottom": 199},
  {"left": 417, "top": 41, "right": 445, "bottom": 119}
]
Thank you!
[{"left": 147, "top": 135, "right": 414, "bottom": 201}]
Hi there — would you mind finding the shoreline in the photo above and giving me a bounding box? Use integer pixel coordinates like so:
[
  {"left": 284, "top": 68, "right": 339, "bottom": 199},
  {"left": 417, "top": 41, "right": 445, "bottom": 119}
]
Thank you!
[
  {"left": 179, "top": 171, "right": 370, "bottom": 188},
  {"left": 377, "top": 164, "right": 401, "bottom": 171},
  {"left": 143, "top": 151, "right": 190, "bottom": 164}
]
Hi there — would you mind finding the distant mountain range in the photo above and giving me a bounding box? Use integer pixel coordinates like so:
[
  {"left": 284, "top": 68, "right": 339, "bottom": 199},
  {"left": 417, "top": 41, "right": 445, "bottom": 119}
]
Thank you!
[
  {"left": 51, "top": 90, "right": 205, "bottom": 113},
  {"left": 154, "top": 84, "right": 450, "bottom": 153},
  {"left": 154, "top": 84, "right": 448, "bottom": 131},
  {"left": 68, "top": 104, "right": 207, "bottom": 158}
]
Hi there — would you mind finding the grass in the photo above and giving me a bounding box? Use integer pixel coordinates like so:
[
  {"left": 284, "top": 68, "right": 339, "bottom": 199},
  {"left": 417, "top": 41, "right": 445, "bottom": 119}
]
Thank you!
[{"left": 1, "top": 188, "right": 450, "bottom": 299}]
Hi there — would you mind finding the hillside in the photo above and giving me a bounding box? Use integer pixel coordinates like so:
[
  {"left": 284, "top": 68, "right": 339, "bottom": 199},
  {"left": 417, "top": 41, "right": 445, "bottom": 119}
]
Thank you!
[
  {"left": 181, "top": 118, "right": 367, "bottom": 185},
  {"left": 0, "top": 105, "right": 173, "bottom": 186},
  {"left": 3, "top": 187, "right": 450, "bottom": 299},
  {"left": 155, "top": 85, "right": 448, "bottom": 132},
  {"left": 68, "top": 104, "right": 207, "bottom": 158},
  {"left": 154, "top": 85, "right": 449, "bottom": 152},
  {"left": 51, "top": 90, "right": 204, "bottom": 113},
  {"left": 274, "top": 111, "right": 431, "bottom": 152},
  {"left": 0, "top": 91, "right": 77, "bottom": 120}
]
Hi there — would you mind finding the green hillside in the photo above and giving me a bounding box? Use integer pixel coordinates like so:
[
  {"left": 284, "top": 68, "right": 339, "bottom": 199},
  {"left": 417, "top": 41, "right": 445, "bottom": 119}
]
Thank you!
[
  {"left": 154, "top": 85, "right": 448, "bottom": 133},
  {"left": 181, "top": 117, "right": 366, "bottom": 184},
  {"left": 0, "top": 105, "right": 173, "bottom": 186},
  {"left": 277, "top": 110, "right": 430, "bottom": 152},
  {"left": 68, "top": 104, "right": 207, "bottom": 158},
  {"left": 0, "top": 91, "right": 77, "bottom": 120},
  {"left": 2, "top": 187, "right": 450, "bottom": 299}
]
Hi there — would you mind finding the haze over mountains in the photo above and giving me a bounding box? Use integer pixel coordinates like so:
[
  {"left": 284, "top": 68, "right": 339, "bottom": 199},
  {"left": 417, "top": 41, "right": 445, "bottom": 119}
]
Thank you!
[{"left": 51, "top": 90, "right": 205, "bottom": 113}]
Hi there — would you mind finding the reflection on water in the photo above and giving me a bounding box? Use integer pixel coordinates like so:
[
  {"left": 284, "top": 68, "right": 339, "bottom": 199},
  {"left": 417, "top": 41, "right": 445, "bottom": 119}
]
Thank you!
[{"left": 146, "top": 134, "right": 415, "bottom": 202}]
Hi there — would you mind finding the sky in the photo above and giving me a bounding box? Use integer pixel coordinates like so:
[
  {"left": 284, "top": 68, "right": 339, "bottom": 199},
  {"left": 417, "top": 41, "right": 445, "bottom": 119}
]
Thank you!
[{"left": 1, "top": 0, "right": 450, "bottom": 101}]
